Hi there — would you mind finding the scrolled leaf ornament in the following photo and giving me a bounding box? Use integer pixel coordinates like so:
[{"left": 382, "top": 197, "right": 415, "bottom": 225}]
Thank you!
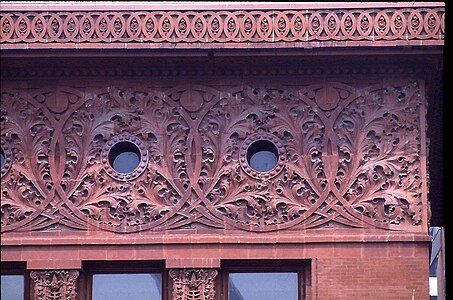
[
  {"left": 424, "top": 10, "right": 440, "bottom": 36},
  {"left": 0, "top": 14, "right": 15, "bottom": 40},
  {"left": 1, "top": 91, "right": 54, "bottom": 231},
  {"left": 60, "top": 87, "right": 190, "bottom": 232},
  {"left": 95, "top": 13, "right": 110, "bottom": 40},
  {"left": 274, "top": 12, "right": 290, "bottom": 40},
  {"left": 374, "top": 11, "right": 390, "bottom": 38},
  {"left": 291, "top": 12, "right": 307, "bottom": 38},
  {"left": 63, "top": 13, "right": 79, "bottom": 40},
  {"left": 159, "top": 13, "right": 174, "bottom": 39},
  {"left": 142, "top": 13, "right": 158, "bottom": 39},
  {"left": 1, "top": 139, "right": 13, "bottom": 178},
  {"left": 0, "top": 80, "right": 427, "bottom": 233},
  {"left": 341, "top": 12, "right": 356, "bottom": 38},
  {"left": 126, "top": 13, "right": 141, "bottom": 38},
  {"left": 15, "top": 14, "right": 30, "bottom": 41},
  {"left": 391, "top": 10, "right": 406, "bottom": 37},
  {"left": 208, "top": 13, "right": 223, "bottom": 39},
  {"left": 408, "top": 10, "right": 423, "bottom": 36},
  {"left": 31, "top": 14, "right": 46, "bottom": 40}
]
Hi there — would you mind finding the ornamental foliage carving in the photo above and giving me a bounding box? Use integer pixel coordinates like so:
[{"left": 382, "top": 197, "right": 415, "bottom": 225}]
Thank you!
[
  {"left": 0, "top": 7, "right": 444, "bottom": 48},
  {"left": 30, "top": 270, "right": 79, "bottom": 300},
  {"left": 0, "top": 81, "right": 427, "bottom": 233},
  {"left": 169, "top": 268, "right": 218, "bottom": 300}
]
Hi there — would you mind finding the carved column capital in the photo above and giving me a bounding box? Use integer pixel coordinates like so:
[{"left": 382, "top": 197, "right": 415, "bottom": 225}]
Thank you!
[
  {"left": 169, "top": 268, "right": 218, "bottom": 300},
  {"left": 30, "top": 270, "right": 79, "bottom": 300}
]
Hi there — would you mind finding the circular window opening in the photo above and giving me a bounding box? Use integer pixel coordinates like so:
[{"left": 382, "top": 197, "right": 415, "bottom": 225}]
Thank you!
[
  {"left": 108, "top": 142, "right": 141, "bottom": 174},
  {"left": 247, "top": 140, "right": 279, "bottom": 172},
  {"left": 0, "top": 147, "right": 4, "bottom": 168}
]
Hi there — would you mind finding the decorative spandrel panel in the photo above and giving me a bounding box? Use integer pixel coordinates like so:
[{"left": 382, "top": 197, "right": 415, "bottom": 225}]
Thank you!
[{"left": 0, "top": 81, "right": 427, "bottom": 233}]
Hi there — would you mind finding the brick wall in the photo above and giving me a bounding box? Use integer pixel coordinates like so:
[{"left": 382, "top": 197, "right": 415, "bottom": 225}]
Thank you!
[{"left": 315, "top": 245, "right": 429, "bottom": 299}]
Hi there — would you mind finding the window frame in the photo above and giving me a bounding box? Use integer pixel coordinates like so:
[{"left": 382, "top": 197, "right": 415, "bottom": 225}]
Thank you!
[
  {"left": 0, "top": 262, "right": 29, "bottom": 300},
  {"left": 83, "top": 260, "right": 168, "bottom": 300},
  {"left": 219, "top": 259, "right": 310, "bottom": 300}
]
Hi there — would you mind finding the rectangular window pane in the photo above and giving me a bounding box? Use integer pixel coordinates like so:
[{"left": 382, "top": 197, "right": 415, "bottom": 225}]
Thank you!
[
  {"left": 1, "top": 275, "right": 24, "bottom": 300},
  {"left": 229, "top": 272, "right": 298, "bottom": 300},
  {"left": 92, "top": 273, "right": 162, "bottom": 300}
]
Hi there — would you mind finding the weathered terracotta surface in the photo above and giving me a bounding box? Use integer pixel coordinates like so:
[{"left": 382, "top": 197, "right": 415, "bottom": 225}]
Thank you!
[{"left": 0, "top": 2, "right": 443, "bottom": 300}]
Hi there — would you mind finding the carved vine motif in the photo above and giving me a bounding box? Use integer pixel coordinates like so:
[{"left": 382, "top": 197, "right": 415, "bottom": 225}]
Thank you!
[
  {"left": 0, "top": 91, "right": 54, "bottom": 231},
  {"left": 169, "top": 269, "right": 218, "bottom": 300},
  {"left": 0, "top": 8, "right": 444, "bottom": 47},
  {"left": 0, "top": 81, "right": 426, "bottom": 233},
  {"left": 333, "top": 83, "right": 423, "bottom": 227},
  {"left": 198, "top": 87, "right": 326, "bottom": 230},
  {"left": 30, "top": 270, "right": 79, "bottom": 300},
  {"left": 61, "top": 88, "right": 190, "bottom": 231}
]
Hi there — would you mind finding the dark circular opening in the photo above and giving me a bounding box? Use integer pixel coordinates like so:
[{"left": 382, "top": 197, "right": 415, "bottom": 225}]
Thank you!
[
  {"left": 0, "top": 147, "right": 5, "bottom": 168},
  {"left": 247, "top": 140, "right": 279, "bottom": 172},
  {"left": 108, "top": 142, "right": 141, "bottom": 174}
]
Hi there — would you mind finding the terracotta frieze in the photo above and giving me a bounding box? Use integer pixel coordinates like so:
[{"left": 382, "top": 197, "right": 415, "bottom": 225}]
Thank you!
[
  {"left": 0, "top": 5, "right": 444, "bottom": 49},
  {"left": 0, "top": 81, "right": 428, "bottom": 233}
]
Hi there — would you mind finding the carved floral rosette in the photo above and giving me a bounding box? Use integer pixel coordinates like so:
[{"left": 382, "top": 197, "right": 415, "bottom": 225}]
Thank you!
[{"left": 1, "top": 81, "right": 427, "bottom": 233}]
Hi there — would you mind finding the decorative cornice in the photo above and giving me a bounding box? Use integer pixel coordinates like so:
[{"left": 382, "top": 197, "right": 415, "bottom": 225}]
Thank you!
[
  {"left": 0, "top": 4, "right": 444, "bottom": 50},
  {"left": 0, "top": 2, "right": 446, "bottom": 11}
]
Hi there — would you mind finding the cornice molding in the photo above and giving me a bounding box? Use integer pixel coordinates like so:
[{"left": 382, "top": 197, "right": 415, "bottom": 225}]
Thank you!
[
  {"left": 0, "top": 4, "right": 444, "bottom": 50},
  {"left": 0, "top": 2, "right": 446, "bottom": 11}
]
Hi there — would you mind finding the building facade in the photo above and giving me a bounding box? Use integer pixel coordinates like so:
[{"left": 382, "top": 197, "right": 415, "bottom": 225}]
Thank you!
[{"left": 0, "top": 2, "right": 444, "bottom": 299}]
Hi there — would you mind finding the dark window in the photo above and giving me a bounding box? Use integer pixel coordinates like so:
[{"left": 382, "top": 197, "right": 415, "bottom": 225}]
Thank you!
[
  {"left": 109, "top": 141, "right": 141, "bottom": 173},
  {"left": 92, "top": 273, "right": 162, "bottom": 300},
  {"left": 247, "top": 140, "right": 278, "bottom": 172}
]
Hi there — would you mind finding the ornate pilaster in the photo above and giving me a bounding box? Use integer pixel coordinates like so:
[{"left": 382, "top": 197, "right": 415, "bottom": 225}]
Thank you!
[
  {"left": 30, "top": 270, "right": 79, "bottom": 300},
  {"left": 169, "top": 269, "right": 218, "bottom": 300}
]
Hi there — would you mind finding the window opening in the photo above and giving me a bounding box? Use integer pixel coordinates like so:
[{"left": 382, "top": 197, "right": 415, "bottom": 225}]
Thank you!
[
  {"left": 247, "top": 140, "right": 278, "bottom": 172},
  {"left": 108, "top": 141, "right": 141, "bottom": 174}
]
